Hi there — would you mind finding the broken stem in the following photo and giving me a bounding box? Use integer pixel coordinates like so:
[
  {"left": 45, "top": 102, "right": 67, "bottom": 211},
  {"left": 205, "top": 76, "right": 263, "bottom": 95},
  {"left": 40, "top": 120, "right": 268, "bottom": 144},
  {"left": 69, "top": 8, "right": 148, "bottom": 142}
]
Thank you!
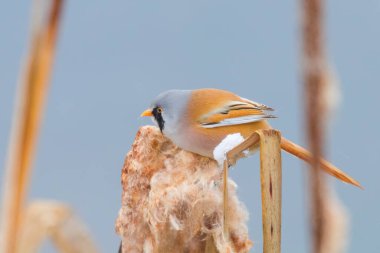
[{"left": 258, "top": 129, "right": 282, "bottom": 253}]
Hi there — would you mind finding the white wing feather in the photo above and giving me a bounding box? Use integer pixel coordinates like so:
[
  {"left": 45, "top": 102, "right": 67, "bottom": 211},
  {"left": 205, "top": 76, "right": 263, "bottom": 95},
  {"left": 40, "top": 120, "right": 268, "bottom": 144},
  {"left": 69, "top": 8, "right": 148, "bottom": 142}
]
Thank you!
[{"left": 201, "top": 115, "right": 275, "bottom": 128}]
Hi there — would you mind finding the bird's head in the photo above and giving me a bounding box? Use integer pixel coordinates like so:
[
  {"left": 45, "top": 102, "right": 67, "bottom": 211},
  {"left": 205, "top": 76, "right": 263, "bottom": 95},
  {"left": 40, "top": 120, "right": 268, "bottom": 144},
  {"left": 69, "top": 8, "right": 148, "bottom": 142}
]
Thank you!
[{"left": 141, "top": 90, "right": 191, "bottom": 134}]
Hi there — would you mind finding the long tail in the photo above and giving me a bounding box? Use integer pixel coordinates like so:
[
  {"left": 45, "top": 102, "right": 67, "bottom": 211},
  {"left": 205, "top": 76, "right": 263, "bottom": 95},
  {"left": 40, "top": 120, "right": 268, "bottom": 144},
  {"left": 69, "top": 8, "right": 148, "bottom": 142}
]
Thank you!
[{"left": 280, "top": 137, "right": 362, "bottom": 189}]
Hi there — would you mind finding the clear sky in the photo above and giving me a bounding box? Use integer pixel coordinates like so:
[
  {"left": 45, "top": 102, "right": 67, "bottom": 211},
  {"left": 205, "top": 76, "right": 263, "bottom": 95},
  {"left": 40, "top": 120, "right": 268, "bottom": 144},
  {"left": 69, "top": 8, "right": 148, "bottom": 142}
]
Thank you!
[{"left": 1, "top": 1, "right": 379, "bottom": 252}]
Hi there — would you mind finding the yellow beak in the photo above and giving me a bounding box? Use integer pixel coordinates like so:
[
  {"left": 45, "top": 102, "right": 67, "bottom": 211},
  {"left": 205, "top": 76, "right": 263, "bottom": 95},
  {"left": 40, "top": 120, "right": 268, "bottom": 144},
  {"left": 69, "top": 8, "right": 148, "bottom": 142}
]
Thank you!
[{"left": 140, "top": 109, "right": 153, "bottom": 117}]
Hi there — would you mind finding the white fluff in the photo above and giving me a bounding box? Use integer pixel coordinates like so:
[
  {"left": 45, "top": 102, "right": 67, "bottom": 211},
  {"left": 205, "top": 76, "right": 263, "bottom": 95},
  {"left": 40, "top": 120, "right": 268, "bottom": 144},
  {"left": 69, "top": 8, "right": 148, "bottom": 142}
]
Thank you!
[
  {"left": 169, "top": 215, "right": 182, "bottom": 231},
  {"left": 213, "top": 133, "right": 245, "bottom": 166}
]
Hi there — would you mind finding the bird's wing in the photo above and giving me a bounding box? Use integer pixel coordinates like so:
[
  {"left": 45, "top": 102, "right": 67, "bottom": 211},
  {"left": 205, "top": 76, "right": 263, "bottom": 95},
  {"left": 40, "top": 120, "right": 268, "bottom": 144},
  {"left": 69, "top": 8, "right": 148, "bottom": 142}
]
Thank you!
[{"left": 198, "top": 98, "right": 275, "bottom": 128}]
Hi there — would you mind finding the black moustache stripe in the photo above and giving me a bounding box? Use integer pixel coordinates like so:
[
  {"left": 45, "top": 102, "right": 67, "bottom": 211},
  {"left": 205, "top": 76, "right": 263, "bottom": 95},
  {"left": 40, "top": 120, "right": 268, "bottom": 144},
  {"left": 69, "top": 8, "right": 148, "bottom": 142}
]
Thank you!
[{"left": 152, "top": 107, "right": 165, "bottom": 132}]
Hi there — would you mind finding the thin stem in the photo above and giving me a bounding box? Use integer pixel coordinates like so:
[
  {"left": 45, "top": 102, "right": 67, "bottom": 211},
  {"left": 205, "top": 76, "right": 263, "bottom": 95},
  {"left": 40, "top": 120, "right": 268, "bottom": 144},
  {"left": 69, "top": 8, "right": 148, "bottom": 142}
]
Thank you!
[{"left": 302, "top": 0, "right": 328, "bottom": 252}]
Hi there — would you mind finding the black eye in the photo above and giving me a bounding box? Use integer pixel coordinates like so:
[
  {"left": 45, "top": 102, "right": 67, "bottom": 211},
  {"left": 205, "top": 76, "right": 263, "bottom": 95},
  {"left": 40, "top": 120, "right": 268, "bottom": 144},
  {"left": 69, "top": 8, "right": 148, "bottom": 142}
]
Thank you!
[{"left": 157, "top": 107, "right": 163, "bottom": 113}]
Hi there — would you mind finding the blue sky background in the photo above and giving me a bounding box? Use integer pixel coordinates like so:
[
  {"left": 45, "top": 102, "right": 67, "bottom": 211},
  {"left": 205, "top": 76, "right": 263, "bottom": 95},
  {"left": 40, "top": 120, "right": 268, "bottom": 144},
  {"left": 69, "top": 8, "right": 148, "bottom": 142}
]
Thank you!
[{"left": 1, "top": 1, "right": 379, "bottom": 252}]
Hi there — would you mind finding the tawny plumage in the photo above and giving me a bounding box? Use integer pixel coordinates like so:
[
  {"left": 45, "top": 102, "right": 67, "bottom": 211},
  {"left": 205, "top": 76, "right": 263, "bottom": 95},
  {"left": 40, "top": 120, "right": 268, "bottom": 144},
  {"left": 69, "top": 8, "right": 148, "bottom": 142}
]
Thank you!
[{"left": 141, "top": 88, "right": 361, "bottom": 188}]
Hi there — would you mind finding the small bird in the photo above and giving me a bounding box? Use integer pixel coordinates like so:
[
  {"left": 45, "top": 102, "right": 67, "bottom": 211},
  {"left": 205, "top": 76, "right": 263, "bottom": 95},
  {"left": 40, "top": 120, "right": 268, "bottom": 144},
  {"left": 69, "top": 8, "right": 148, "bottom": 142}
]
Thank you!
[{"left": 141, "top": 88, "right": 360, "bottom": 187}]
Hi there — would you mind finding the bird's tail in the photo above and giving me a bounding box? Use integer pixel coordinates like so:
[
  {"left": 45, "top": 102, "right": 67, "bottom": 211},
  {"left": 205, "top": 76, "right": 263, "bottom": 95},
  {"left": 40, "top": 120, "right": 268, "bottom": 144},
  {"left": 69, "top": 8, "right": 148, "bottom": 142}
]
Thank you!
[{"left": 280, "top": 137, "right": 362, "bottom": 189}]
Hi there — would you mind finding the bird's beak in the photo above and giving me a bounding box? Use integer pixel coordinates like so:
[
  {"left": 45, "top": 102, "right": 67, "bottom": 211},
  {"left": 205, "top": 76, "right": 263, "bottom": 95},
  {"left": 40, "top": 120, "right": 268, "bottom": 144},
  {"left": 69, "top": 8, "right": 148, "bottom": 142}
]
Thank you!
[{"left": 140, "top": 109, "right": 153, "bottom": 117}]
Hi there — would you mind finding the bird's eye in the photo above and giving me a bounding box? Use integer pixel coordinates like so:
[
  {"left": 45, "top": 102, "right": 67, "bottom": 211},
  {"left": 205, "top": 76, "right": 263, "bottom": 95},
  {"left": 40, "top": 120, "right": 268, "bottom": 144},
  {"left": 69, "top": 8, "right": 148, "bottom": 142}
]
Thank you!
[{"left": 157, "top": 107, "right": 163, "bottom": 113}]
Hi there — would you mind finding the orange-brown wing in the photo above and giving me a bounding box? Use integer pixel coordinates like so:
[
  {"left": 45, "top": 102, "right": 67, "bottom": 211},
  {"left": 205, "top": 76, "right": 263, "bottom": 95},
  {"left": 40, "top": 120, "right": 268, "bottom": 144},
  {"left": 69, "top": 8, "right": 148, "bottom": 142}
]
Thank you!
[{"left": 198, "top": 99, "right": 275, "bottom": 128}]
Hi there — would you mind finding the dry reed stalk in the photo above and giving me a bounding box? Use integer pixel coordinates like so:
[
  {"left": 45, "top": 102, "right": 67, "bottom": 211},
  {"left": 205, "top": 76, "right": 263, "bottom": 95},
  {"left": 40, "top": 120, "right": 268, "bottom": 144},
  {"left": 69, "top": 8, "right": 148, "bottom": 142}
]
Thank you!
[
  {"left": 257, "top": 130, "right": 282, "bottom": 253},
  {"left": 18, "top": 201, "right": 99, "bottom": 253},
  {"left": 302, "top": 0, "right": 329, "bottom": 252},
  {"left": 204, "top": 237, "right": 219, "bottom": 253},
  {"left": 115, "top": 126, "right": 252, "bottom": 253},
  {"left": 225, "top": 130, "right": 282, "bottom": 253},
  {"left": 0, "top": 1, "right": 64, "bottom": 252},
  {"left": 223, "top": 159, "right": 229, "bottom": 239}
]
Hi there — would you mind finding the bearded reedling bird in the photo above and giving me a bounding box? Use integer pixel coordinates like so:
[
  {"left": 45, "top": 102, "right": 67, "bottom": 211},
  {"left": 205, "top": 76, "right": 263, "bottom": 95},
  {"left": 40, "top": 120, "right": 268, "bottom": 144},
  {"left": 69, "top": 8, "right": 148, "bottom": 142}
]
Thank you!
[{"left": 141, "top": 88, "right": 361, "bottom": 188}]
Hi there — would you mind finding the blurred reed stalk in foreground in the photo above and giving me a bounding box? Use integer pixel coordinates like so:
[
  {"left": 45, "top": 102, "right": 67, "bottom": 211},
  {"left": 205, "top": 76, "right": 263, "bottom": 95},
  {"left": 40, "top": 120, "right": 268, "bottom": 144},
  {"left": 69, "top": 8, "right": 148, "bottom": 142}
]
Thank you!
[
  {"left": 0, "top": 0, "right": 63, "bottom": 252},
  {"left": 302, "top": 0, "right": 328, "bottom": 250},
  {"left": 302, "top": 0, "right": 349, "bottom": 252},
  {"left": 0, "top": 1, "right": 99, "bottom": 252}
]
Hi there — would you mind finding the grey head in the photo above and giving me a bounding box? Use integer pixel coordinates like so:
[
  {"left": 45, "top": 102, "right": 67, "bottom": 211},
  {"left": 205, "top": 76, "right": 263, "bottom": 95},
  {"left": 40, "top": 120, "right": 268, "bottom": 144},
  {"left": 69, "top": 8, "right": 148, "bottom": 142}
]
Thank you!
[{"left": 149, "top": 90, "right": 191, "bottom": 136}]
